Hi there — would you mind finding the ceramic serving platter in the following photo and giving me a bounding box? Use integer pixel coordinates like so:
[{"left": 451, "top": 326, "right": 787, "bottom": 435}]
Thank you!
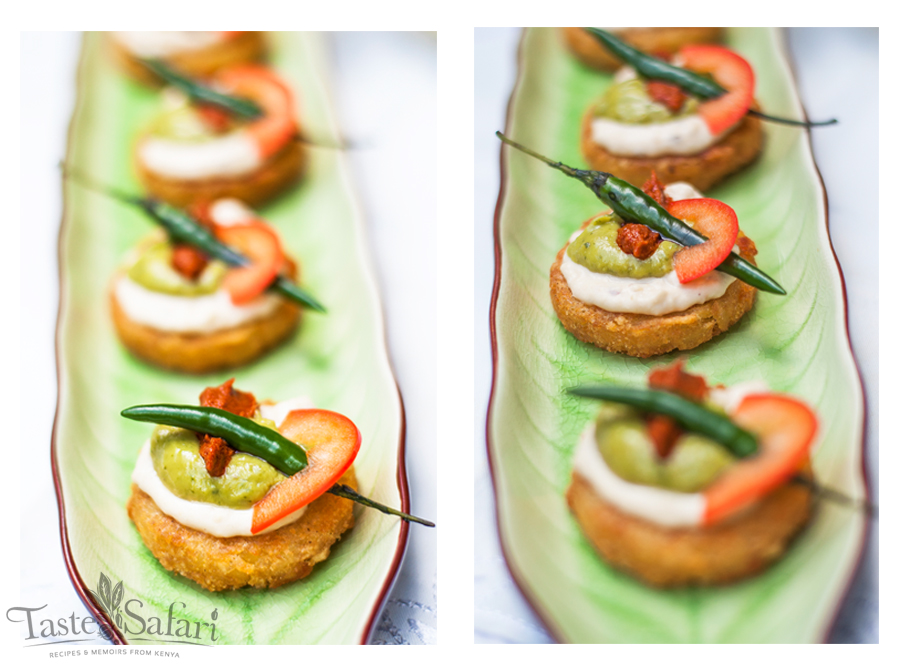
[
  {"left": 488, "top": 28, "right": 869, "bottom": 643},
  {"left": 53, "top": 32, "right": 408, "bottom": 645}
]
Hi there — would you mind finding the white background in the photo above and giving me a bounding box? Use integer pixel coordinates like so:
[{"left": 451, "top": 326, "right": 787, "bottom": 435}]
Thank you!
[{"left": 0, "top": 18, "right": 888, "bottom": 657}]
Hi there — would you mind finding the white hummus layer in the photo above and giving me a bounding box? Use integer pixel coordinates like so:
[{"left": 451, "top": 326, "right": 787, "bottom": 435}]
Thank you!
[
  {"left": 573, "top": 381, "right": 767, "bottom": 528},
  {"left": 114, "top": 275, "right": 280, "bottom": 333},
  {"left": 560, "top": 182, "right": 736, "bottom": 315},
  {"left": 132, "top": 397, "right": 314, "bottom": 538},
  {"left": 561, "top": 259, "right": 734, "bottom": 315},
  {"left": 113, "top": 31, "right": 225, "bottom": 58},
  {"left": 138, "top": 131, "right": 262, "bottom": 181},
  {"left": 591, "top": 115, "right": 716, "bottom": 157},
  {"left": 573, "top": 422, "right": 705, "bottom": 527},
  {"left": 590, "top": 66, "right": 737, "bottom": 157}
]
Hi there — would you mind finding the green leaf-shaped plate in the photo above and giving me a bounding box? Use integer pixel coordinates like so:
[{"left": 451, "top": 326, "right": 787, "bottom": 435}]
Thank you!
[
  {"left": 488, "top": 28, "right": 868, "bottom": 643},
  {"left": 52, "top": 32, "right": 408, "bottom": 645}
]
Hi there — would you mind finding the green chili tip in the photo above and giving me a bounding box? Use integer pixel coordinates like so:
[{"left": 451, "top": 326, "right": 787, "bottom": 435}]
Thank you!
[{"left": 567, "top": 385, "right": 759, "bottom": 458}]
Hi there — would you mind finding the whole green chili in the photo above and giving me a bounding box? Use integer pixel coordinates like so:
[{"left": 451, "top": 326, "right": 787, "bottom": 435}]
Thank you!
[
  {"left": 122, "top": 404, "right": 308, "bottom": 473},
  {"left": 143, "top": 59, "right": 263, "bottom": 119},
  {"left": 63, "top": 167, "right": 326, "bottom": 312},
  {"left": 583, "top": 28, "right": 837, "bottom": 128},
  {"left": 141, "top": 59, "right": 352, "bottom": 149},
  {"left": 496, "top": 132, "right": 786, "bottom": 295},
  {"left": 121, "top": 404, "right": 435, "bottom": 526},
  {"left": 567, "top": 385, "right": 758, "bottom": 457}
]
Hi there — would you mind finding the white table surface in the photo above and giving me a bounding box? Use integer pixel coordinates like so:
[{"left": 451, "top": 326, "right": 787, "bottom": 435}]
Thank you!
[
  {"left": 16, "top": 31, "right": 436, "bottom": 647},
  {"left": 474, "top": 27, "right": 878, "bottom": 644}
]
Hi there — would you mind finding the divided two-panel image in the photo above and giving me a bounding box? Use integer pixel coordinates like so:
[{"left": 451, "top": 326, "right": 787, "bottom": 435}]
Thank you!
[{"left": 17, "top": 28, "right": 876, "bottom": 647}]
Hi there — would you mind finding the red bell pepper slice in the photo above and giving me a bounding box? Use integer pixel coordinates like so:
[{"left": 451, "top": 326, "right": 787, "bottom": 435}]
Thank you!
[{"left": 251, "top": 409, "right": 361, "bottom": 534}]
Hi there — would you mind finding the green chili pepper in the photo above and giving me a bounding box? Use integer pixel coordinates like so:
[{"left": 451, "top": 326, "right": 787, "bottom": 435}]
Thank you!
[
  {"left": 141, "top": 59, "right": 352, "bottom": 149},
  {"left": 583, "top": 28, "right": 837, "bottom": 129},
  {"left": 145, "top": 200, "right": 326, "bottom": 311},
  {"left": 496, "top": 132, "right": 785, "bottom": 295},
  {"left": 122, "top": 404, "right": 308, "bottom": 473},
  {"left": 143, "top": 59, "right": 263, "bottom": 120},
  {"left": 567, "top": 385, "right": 758, "bottom": 457},
  {"left": 63, "top": 167, "right": 326, "bottom": 312},
  {"left": 121, "top": 404, "right": 435, "bottom": 526}
]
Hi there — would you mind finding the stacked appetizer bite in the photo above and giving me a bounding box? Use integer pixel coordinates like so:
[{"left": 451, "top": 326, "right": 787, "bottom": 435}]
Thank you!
[
  {"left": 562, "top": 27, "right": 723, "bottom": 72},
  {"left": 136, "top": 63, "right": 306, "bottom": 207},
  {"left": 566, "top": 361, "right": 818, "bottom": 586},
  {"left": 124, "top": 379, "right": 430, "bottom": 591},
  {"left": 109, "top": 196, "right": 323, "bottom": 373},
  {"left": 551, "top": 174, "right": 759, "bottom": 356},
  {"left": 110, "top": 31, "right": 266, "bottom": 85},
  {"left": 125, "top": 379, "right": 359, "bottom": 591},
  {"left": 579, "top": 29, "right": 762, "bottom": 191},
  {"left": 496, "top": 134, "right": 784, "bottom": 357}
]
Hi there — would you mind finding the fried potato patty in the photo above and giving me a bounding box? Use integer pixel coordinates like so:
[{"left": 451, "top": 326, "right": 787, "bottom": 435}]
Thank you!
[
  {"left": 136, "top": 139, "right": 307, "bottom": 209},
  {"left": 110, "top": 287, "right": 300, "bottom": 374},
  {"left": 110, "top": 32, "right": 267, "bottom": 86},
  {"left": 549, "top": 236, "right": 757, "bottom": 357},
  {"left": 580, "top": 105, "right": 762, "bottom": 191},
  {"left": 561, "top": 27, "right": 724, "bottom": 71},
  {"left": 127, "top": 468, "right": 356, "bottom": 591},
  {"left": 566, "top": 469, "right": 813, "bottom": 587}
]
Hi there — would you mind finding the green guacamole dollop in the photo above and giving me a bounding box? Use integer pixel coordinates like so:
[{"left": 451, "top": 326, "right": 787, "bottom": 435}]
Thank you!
[
  {"left": 594, "top": 404, "right": 735, "bottom": 493},
  {"left": 127, "top": 241, "right": 227, "bottom": 296},
  {"left": 593, "top": 78, "right": 699, "bottom": 124},
  {"left": 148, "top": 105, "right": 218, "bottom": 142},
  {"left": 150, "top": 424, "right": 286, "bottom": 509},
  {"left": 566, "top": 214, "right": 679, "bottom": 278}
]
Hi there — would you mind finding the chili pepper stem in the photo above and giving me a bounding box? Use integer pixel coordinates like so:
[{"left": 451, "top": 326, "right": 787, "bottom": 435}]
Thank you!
[
  {"left": 496, "top": 131, "right": 608, "bottom": 192},
  {"left": 61, "top": 163, "right": 145, "bottom": 208},
  {"left": 292, "top": 132, "right": 356, "bottom": 151},
  {"left": 789, "top": 475, "right": 877, "bottom": 517},
  {"left": 329, "top": 484, "right": 435, "bottom": 526},
  {"left": 747, "top": 110, "right": 838, "bottom": 128}
]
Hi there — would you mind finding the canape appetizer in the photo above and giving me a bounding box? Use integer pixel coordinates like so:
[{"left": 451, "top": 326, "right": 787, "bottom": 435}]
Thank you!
[
  {"left": 109, "top": 31, "right": 266, "bottom": 86},
  {"left": 124, "top": 380, "right": 386, "bottom": 590},
  {"left": 566, "top": 361, "right": 817, "bottom": 586},
  {"left": 496, "top": 133, "right": 784, "bottom": 357},
  {"left": 135, "top": 63, "right": 305, "bottom": 207},
  {"left": 109, "top": 196, "right": 323, "bottom": 373},
  {"left": 580, "top": 29, "right": 761, "bottom": 190},
  {"left": 561, "top": 27, "right": 723, "bottom": 71}
]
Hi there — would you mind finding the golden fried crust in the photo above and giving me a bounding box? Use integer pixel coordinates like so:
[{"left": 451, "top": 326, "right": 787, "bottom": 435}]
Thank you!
[
  {"left": 580, "top": 104, "right": 762, "bottom": 191},
  {"left": 136, "top": 139, "right": 307, "bottom": 209},
  {"left": 566, "top": 469, "right": 813, "bottom": 587},
  {"left": 549, "top": 236, "right": 757, "bottom": 357},
  {"left": 561, "top": 27, "right": 724, "bottom": 71},
  {"left": 127, "top": 468, "right": 356, "bottom": 591},
  {"left": 109, "top": 32, "right": 267, "bottom": 86},
  {"left": 110, "top": 287, "right": 300, "bottom": 374}
]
